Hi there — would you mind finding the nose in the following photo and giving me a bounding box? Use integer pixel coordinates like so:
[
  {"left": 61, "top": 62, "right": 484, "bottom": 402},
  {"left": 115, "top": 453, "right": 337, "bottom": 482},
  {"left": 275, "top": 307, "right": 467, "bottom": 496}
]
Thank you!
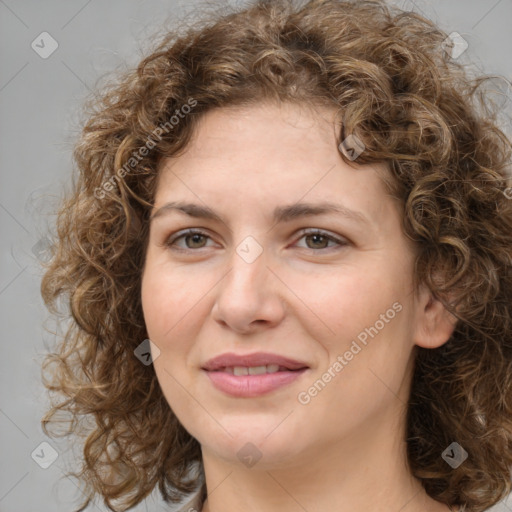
[{"left": 211, "top": 243, "right": 286, "bottom": 334}]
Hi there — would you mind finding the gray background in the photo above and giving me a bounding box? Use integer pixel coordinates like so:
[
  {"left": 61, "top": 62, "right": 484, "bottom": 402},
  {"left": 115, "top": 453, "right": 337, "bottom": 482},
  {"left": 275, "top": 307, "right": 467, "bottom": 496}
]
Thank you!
[{"left": 1, "top": 0, "right": 511, "bottom": 511}]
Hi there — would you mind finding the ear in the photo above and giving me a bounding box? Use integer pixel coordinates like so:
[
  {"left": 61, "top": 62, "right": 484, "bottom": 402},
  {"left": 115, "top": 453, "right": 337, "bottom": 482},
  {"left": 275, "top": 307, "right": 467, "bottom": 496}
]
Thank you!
[{"left": 413, "top": 283, "right": 458, "bottom": 349}]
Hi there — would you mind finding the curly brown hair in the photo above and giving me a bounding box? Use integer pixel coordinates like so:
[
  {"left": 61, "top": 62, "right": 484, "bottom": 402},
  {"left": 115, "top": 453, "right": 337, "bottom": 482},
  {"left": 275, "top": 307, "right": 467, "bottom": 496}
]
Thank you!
[{"left": 40, "top": 0, "right": 512, "bottom": 511}]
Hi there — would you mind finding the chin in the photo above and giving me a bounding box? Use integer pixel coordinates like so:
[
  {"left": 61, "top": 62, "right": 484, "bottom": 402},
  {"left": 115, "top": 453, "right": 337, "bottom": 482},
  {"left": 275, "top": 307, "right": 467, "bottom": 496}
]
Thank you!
[{"left": 195, "top": 417, "right": 312, "bottom": 469}]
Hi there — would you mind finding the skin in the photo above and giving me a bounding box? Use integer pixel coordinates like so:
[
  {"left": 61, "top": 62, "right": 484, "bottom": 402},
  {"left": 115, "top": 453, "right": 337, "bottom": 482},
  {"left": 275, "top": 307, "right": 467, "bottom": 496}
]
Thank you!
[{"left": 141, "top": 101, "right": 458, "bottom": 512}]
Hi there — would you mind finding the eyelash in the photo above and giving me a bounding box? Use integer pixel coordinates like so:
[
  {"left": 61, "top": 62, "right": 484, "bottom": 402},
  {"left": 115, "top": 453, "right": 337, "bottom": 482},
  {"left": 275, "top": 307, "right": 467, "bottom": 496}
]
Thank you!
[{"left": 164, "top": 228, "right": 348, "bottom": 253}]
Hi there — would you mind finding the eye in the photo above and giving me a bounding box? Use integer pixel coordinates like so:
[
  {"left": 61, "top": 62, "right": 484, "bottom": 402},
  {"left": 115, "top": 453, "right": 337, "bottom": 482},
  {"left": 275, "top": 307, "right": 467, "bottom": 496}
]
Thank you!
[
  {"left": 164, "top": 228, "right": 348, "bottom": 252},
  {"left": 165, "top": 229, "right": 215, "bottom": 251},
  {"left": 294, "top": 229, "right": 348, "bottom": 251}
]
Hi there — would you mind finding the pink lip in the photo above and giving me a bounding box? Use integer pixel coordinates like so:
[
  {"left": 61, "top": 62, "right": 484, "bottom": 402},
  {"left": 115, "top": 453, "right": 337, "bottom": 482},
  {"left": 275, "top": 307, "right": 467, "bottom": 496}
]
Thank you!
[
  {"left": 202, "top": 352, "right": 309, "bottom": 371},
  {"left": 201, "top": 352, "right": 310, "bottom": 398}
]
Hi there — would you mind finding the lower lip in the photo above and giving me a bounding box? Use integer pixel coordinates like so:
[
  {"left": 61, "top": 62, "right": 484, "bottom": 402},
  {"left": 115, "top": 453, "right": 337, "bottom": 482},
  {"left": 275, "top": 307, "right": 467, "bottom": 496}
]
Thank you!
[{"left": 204, "top": 369, "right": 308, "bottom": 397}]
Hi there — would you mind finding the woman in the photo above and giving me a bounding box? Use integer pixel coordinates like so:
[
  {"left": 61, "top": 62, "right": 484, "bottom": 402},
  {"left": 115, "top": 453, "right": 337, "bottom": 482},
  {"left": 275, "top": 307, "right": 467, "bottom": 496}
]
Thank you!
[{"left": 40, "top": 1, "right": 512, "bottom": 511}]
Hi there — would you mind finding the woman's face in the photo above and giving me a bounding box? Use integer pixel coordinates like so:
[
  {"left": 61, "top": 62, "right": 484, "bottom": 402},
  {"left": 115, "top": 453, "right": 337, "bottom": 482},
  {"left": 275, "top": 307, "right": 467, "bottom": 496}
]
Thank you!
[{"left": 141, "top": 101, "right": 450, "bottom": 469}]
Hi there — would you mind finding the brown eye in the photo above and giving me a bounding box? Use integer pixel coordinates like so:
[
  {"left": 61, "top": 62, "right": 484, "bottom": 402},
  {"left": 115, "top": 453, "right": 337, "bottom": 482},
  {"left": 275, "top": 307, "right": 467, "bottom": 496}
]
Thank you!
[
  {"left": 295, "top": 230, "right": 348, "bottom": 251},
  {"left": 165, "top": 229, "right": 213, "bottom": 250},
  {"left": 183, "top": 233, "right": 208, "bottom": 248},
  {"left": 304, "top": 233, "right": 330, "bottom": 249}
]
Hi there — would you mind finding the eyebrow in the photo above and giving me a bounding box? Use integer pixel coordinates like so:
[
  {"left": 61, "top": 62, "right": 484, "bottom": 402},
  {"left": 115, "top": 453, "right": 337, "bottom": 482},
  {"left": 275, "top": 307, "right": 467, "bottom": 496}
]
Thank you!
[{"left": 150, "top": 200, "right": 371, "bottom": 226}]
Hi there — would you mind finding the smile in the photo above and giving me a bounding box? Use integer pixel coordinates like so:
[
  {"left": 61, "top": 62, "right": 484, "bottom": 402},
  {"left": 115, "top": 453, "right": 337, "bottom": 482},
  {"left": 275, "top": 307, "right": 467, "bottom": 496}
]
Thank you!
[
  {"left": 217, "top": 365, "right": 284, "bottom": 375},
  {"left": 203, "top": 366, "right": 308, "bottom": 397}
]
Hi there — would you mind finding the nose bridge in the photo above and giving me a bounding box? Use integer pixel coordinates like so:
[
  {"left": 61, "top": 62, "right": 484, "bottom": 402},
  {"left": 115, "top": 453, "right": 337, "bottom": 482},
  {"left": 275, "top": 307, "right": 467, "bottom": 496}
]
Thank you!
[
  {"left": 212, "top": 234, "right": 284, "bottom": 331},
  {"left": 224, "top": 234, "right": 268, "bottom": 299}
]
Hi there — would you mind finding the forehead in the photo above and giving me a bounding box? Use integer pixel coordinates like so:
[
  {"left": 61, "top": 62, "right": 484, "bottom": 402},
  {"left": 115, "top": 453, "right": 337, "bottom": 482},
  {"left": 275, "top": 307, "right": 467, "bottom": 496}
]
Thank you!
[{"left": 153, "top": 102, "right": 396, "bottom": 224}]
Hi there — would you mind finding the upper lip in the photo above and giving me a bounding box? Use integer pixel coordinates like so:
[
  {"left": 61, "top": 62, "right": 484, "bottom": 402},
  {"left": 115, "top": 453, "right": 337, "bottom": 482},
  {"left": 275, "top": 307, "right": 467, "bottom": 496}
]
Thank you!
[{"left": 202, "top": 352, "right": 310, "bottom": 371}]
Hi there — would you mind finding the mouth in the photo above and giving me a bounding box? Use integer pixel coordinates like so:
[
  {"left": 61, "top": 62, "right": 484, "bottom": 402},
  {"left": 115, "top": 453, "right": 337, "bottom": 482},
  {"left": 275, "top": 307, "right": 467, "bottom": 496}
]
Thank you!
[
  {"left": 211, "top": 364, "right": 303, "bottom": 375},
  {"left": 201, "top": 352, "right": 310, "bottom": 397},
  {"left": 202, "top": 352, "right": 309, "bottom": 372}
]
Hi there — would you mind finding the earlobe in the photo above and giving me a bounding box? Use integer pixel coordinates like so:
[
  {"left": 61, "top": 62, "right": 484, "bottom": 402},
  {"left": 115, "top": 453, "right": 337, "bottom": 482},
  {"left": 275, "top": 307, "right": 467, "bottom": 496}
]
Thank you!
[{"left": 413, "top": 285, "right": 458, "bottom": 349}]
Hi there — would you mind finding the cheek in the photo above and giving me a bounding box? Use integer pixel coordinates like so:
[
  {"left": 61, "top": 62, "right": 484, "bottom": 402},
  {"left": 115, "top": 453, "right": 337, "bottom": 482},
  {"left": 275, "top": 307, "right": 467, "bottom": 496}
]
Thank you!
[
  {"left": 141, "top": 268, "right": 213, "bottom": 439},
  {"left": 141, "top": 262, "right": 213, "bottom": 371},
  {"left": 291, "top": 264, "right": 407, "bottom": 350},
  {"left": 141, "top": 257, "right": 196, "bottom": 336},
  {"left": 141, "top": 271, "right": 170, "bottom": 339}
]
